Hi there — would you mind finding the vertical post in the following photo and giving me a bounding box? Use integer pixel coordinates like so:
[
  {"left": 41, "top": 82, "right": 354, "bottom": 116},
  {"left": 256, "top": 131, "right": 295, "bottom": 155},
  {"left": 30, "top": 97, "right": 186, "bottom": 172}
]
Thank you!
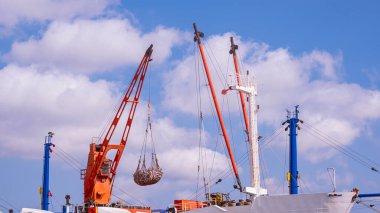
[
  {"left": 42, "top": 132, "right": 54, "bottom": 210},
  {"left": 287, "top": 106, "right": 299, "bottom": 194},
  {"left": 247, "top": 91, "right": 260, "bottom": 193}
]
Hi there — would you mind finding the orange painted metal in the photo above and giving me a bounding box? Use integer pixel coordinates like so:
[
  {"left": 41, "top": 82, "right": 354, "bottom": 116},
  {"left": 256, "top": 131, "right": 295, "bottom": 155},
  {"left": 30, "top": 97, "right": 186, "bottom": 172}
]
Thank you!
[
  {"left": 229, "top": 37, "right": 250, "bottom": 141},
  {"left": 84, "top": 45, "right": 153, "bottom": 205},
  {"left": 174, "top": 200, "right": 207, "bottom": 212},
  {"left": 88, "top": 206, "right": 151, "bottom": 213},
  {"left": 125, "top": 208, "right": 151, "bottom": 213},
  {"left": 193, "top": 23, "right": 242, "bottom": 191}
]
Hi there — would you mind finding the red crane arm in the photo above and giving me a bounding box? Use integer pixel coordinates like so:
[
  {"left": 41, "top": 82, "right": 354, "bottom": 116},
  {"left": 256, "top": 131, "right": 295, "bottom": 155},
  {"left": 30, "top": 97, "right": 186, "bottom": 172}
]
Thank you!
[
  {"left": 84, "top": 45, "right": 153, "bottom": 201},
  {"left": 229, "top": 37, "right": 250, "bottom": 141},
  {"left": 193, "top": 23, "right": 242, "bottom": 191}
]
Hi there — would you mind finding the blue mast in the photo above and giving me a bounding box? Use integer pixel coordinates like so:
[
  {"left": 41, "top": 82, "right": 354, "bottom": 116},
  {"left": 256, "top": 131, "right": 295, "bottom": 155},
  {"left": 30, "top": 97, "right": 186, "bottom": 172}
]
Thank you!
[
  {"left": 42, "top": 132, "right": 54, "bottom": 210},
  {"left": 284, "top": 106, "right": 301, "bottom": 195}
]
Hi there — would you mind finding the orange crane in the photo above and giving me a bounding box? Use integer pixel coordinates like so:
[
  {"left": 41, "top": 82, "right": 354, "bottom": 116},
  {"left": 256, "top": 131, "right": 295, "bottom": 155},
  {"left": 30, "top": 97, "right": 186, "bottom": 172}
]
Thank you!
[{"left": 83, "top": 45, "right": 153, "bottom": 211}]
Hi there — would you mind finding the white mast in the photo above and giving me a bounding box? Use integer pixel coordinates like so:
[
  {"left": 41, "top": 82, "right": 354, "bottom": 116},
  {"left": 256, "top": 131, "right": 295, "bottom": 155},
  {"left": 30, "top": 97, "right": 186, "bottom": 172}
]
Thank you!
[{"left": 222, "top": 76, "right": 267, "bottom": 196}]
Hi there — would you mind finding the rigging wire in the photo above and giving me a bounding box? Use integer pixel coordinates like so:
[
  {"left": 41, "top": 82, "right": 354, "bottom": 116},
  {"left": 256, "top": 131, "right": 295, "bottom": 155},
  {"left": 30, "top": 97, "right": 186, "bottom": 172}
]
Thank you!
[
  {"left": 50, "top": 190, "right": 63, "bottom": 210},
  {"left": 195, "top": 42, "right": 202, "bottom": 199},
  {"left": 0, "top": 202, "right": 9, "bottom": 212},
  {"left": 283, "top": 132, "right": 289, "bottom": 193},
  {"left": 0, "top": 196, "right": 19, "bottom": 212},
  {"left": 259, "top": 146, "right": 269, "bottom": 189},
  {"left": 301, "top": 122, "right": 379, "bottom": 172},
  {"left": 196, "top": 44, "right": 236, "bottom": 188},
  {"left": 112, "top": 185, "right": 148, "bottom": 206},
  {"left": 303, "top": 122, "right": 380, "bottom": 168},
  {"left": 51, "top": 149, "right": 82, "bottom": 171},
  {"left": 190, "top": 125, "right": 285, "bottom": 200},
  {"left": 54, "top": 145, "right": 84, "bottom": 168},
  {"left": 111, "top": 194, "right": 132, "bottom": 206},
  {"left": 203, "top": 40, "right": 227, "bottom": 85},
  {"left": 95, "top": 85, "right": 127, "bottom": 145}
]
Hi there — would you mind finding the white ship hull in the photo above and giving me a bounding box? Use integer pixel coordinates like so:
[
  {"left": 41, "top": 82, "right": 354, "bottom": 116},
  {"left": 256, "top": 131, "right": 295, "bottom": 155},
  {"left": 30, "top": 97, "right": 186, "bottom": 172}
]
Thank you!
[{"left": 186, "top": 192, "right": 356, "bottom": 213}]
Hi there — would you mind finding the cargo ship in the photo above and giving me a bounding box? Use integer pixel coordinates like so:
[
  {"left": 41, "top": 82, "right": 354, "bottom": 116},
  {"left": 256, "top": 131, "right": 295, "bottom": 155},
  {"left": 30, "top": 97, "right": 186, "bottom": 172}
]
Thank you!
[{"left": 20, "top": 23, "right": 380, "bottom": 213}]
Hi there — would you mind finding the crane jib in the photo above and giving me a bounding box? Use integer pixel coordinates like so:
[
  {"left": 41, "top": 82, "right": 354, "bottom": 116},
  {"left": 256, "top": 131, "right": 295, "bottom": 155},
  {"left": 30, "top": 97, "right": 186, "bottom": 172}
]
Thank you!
[{"left": 83, "top": 44, "right": 154, "bottom": 205}]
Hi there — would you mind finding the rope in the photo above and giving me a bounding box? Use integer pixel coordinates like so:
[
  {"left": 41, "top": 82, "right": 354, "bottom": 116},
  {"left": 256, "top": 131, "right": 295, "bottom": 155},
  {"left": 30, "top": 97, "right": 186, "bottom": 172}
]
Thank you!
[{"left": 133, "top": 77, "right": 162, "bottom": 186}]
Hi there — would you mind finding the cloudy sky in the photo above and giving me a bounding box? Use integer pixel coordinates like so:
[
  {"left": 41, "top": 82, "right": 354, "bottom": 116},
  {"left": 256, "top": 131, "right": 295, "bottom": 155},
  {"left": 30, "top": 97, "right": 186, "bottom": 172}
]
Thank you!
[{"left": 0, "top": 1, "right": 379, "bottom": 212}]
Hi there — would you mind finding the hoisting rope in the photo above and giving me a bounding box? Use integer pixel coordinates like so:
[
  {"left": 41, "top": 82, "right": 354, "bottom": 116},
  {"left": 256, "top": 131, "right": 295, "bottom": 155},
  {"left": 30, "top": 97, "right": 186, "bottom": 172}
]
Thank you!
[{"left": 133, "top": 90, "right": 163, "bottom": 186}]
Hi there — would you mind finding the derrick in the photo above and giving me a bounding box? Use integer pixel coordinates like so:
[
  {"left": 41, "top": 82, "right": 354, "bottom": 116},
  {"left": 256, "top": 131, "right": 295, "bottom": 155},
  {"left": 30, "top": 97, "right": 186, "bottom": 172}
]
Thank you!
[
  {"left": 83, "top": 45, "right": 153, "bottom": 205},
  {"left": 229, "top": 37, "right": 250, "bottom": 141},
  {"left": 193, "top": 23, "right": 242, "bottom": 191}
]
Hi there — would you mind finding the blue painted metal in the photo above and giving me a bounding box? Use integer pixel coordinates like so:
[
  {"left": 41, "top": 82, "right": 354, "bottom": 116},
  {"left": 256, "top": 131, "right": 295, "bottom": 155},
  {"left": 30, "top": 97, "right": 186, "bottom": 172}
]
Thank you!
[
  {"left": 358, "top": 193, "right": 380, "bottom": 198},
  {"left": 287, "top": 106, "right": 300, "bottom": 195},
  {"left": 42, "top": 132, "right": 54, "bottom": 211}
]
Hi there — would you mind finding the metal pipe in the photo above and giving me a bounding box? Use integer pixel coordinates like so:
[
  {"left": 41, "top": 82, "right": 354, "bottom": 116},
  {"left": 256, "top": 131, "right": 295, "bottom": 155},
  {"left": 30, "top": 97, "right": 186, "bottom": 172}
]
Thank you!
[{"left": 358, "top": 193, "right": 380, "bottom": 198}]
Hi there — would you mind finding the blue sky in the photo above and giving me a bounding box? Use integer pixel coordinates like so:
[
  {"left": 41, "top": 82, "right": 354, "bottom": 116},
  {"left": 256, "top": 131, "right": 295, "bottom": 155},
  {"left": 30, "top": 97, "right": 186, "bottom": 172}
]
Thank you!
[{"left": 0, "top": 1, "right": 379, "bottom": 212}]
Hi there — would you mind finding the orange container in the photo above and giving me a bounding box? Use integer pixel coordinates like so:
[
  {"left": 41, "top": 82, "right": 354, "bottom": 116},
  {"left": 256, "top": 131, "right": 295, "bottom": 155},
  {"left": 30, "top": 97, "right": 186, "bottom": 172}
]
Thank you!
[{"left": 173, "top": 200, "right": 207, "bottom": 212}]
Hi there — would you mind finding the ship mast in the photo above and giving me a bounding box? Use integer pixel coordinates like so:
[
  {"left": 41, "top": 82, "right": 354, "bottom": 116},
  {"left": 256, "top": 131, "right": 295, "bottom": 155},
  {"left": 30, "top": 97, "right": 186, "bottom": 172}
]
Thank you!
[
  {"left": 193, "top": 23, "right": 242, "bottom": 191},
  {"left": 229, "top": 37, "right": 250, "bottom": 141},
  {"left": 42, "top": 132, "right": 54, "bottom": 210},
  {"left": 222, "top": 37, "right": 267, "bottom": 196},
  {"left": 283, "top": 106, "right": 301, "bottom": 194}
]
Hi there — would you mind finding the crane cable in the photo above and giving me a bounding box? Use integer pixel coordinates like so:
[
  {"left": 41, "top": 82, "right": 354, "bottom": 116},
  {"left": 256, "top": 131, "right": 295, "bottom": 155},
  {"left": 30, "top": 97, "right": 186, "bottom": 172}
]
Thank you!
[{"left": 133, "top": 71, "right": 163, "bottom": 186}]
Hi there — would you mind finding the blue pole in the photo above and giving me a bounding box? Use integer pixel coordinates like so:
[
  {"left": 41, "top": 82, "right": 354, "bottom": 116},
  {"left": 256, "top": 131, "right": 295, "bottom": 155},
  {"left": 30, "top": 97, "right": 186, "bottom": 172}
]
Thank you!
[
  {"left": 288, "top": 106, "right": 299, "bottom": 194},
  {"left": 42, "top": 132, "right": 54, "bottom": 210},
  {"left": 358, "top": 193, "right": 380, "bottom": 198}
]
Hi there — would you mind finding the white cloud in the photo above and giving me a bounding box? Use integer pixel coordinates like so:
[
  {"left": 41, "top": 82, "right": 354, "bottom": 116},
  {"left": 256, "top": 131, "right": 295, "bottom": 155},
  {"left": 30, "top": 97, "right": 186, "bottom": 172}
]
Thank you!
[
  {"left": 0, "top": 63, "right": 230, "bottom": 207},
  {"left": 0, "top": 0, "right": 111, "bottom": 26},
  {"left": 7, "top": 19, "right": 187, "bottom": 73},
  {"left": 162, "top": 33, "right": 380, "bottom": 163},
  {"left": 163, "top": 33, "right": 256, "bottom": 116},
  {"left": 0, "top": 64, "right": 118, "bottom": 157}
]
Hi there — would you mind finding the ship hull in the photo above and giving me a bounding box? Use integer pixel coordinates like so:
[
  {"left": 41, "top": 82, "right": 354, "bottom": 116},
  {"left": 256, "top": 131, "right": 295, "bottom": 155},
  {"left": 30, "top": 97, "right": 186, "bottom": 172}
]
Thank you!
[{"left": 186, "top": 192, "right": 356, "bottom": 213}]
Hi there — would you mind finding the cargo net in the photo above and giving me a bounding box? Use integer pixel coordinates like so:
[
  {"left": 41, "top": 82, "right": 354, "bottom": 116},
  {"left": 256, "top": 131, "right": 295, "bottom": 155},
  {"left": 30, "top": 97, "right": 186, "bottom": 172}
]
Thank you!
[{"left": 133, "top": 104, "right": 163, "bottom": 186}]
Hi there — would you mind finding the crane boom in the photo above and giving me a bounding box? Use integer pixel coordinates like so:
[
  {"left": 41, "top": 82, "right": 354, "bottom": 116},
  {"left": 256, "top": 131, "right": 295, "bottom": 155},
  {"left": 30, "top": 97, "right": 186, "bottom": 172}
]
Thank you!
[
  {"left": 84, "top": 44, "right": 153, "bottom": 205},
  {"left": 229, "top": 37, "right": 250, "bottom": 141},
  {"left": 193, "top": 23, "right": 242, "bottom": 191}
]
